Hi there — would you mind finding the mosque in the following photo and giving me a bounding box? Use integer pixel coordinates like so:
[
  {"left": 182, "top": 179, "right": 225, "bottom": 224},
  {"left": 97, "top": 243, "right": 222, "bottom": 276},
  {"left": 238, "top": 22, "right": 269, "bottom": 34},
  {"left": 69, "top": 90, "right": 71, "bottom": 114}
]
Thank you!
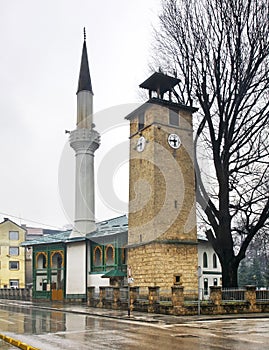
[{"left": 22, "top": 33, "right": 221, "bottom": 302}]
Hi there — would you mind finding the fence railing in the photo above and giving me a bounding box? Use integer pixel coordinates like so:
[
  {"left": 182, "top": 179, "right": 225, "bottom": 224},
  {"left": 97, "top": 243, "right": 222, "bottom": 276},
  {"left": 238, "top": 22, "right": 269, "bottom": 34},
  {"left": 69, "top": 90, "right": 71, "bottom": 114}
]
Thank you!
[
  {"left": 120, "top": 287, "right": 128, "bottom": 301},
  {"left": 222, "top": 288, "right": 246, "bottom": 301},
  {"left": 256, "top": 289, "right": 269, "bottom": 301}
]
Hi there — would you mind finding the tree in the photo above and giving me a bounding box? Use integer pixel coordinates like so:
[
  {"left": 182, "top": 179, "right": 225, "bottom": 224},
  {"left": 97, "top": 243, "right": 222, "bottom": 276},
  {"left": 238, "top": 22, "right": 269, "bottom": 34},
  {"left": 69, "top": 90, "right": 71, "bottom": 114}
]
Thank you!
[
  {"left": 153, "top": 0, "right": 269, "bottom": 287},
  {"left": 238, "top": 226, "right": 269, "bottom": 287}
]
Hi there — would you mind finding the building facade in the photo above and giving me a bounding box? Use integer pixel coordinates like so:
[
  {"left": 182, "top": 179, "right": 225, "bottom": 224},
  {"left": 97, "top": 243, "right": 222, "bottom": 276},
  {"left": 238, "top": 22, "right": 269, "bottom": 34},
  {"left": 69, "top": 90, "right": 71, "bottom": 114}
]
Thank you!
[
  {"left": 22, "top": 216, "right": 127, "bottom": 300},
  {"left": 0, "top": 218, "right": 26, "bottom": 288}
]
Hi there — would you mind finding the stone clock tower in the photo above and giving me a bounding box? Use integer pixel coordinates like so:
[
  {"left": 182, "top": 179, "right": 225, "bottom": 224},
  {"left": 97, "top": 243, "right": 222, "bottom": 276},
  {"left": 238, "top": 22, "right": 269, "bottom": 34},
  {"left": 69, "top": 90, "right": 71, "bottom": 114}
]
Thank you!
[{"left": 126, "top": 72, "right": 198, "bottom": 292}]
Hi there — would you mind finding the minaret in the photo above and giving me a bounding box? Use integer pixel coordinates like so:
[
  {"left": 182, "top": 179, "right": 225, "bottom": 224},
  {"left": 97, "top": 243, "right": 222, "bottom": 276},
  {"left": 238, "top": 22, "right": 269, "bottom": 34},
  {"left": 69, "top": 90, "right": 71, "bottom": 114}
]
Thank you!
[{"left": 69, "top": 28, "right": 100, "bottom": 236}]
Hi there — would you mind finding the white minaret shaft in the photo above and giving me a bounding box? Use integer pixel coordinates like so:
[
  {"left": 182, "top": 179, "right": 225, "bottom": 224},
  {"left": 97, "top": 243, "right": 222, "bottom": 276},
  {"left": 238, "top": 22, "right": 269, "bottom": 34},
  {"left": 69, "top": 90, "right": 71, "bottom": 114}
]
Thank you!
[{"left": 69, "top": 34, "right": 100, "bottom": 236}]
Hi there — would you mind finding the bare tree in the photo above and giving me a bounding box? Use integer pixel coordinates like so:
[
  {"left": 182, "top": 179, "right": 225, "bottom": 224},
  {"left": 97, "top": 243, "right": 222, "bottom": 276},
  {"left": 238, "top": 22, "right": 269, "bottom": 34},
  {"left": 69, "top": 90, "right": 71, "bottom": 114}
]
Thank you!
[{"left": 153, "top": 0, "right": 269, "bottom": 287}]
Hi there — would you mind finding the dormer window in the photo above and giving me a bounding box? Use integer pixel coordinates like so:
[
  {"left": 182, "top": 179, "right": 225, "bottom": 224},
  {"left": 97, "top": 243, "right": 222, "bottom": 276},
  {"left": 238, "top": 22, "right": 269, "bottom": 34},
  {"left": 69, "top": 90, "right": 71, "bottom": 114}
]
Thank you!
[{"left": 138, "top": 113, "right": 144, "bottom": 131}]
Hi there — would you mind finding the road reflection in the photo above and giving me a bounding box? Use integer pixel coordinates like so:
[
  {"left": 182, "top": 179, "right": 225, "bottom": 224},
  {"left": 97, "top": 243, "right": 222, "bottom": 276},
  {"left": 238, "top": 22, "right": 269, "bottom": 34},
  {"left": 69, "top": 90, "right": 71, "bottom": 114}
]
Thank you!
[
  {"left": 0, "top": 302, "right": 269, "bottom": 349},
  {"left": 0, "top": 303, "right": 66, "bottom": 334}
]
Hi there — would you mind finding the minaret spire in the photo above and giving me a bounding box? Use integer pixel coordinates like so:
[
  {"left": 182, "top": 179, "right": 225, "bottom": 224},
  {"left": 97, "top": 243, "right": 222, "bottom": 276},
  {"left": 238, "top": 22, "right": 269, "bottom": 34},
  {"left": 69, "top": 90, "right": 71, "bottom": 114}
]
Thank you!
[
  {"left": 83, "top": 27, "right": 86, "bottom": 41},
  {"left": 77, "top": 28, "right": 93, "bottom": 95}
]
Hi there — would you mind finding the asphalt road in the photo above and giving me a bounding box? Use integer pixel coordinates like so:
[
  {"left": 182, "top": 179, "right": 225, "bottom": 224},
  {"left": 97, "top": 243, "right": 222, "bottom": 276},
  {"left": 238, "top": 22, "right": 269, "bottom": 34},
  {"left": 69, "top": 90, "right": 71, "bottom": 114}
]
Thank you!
[{"left": 0, "top": 302, "right": 269, "bottom": 349}]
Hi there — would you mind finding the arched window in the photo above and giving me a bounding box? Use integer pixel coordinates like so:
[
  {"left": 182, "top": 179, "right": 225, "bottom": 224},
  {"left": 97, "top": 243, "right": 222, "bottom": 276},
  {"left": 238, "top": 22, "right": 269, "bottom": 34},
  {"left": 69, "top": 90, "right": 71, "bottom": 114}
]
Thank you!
[
  {"left": 213, "top": 253, "right": 217, "bottom": 269},
  {"left": 51, "top": 251, "right": 64, "bottom": 268},
  {"left": 94, "top": 246, "right": 102, "bottom": 266},
  {"left": 106, "top": 245, "right": 114, "bottom": 265},
  {"left": 36, "top": 252, "right": 47, "bottom": 269},
  {"left": 203, "top": 252, "right": 208, "bottom": 268}
]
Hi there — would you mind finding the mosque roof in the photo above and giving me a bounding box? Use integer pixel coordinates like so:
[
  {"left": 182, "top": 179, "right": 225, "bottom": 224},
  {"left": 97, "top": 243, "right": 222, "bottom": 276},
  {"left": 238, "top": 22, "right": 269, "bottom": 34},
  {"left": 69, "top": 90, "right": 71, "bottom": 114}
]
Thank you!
[
  {"left": 21, "top": 215, "right": 128, "bottom": 247},
  {"left": 21, "top": 214, "right": 208, "bottom": 246}
]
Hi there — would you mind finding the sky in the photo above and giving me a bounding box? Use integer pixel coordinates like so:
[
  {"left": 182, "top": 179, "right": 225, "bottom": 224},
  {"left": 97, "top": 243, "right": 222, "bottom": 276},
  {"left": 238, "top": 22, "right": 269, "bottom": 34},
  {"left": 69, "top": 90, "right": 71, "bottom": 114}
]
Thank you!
[{"left": 0, "top": 0, "right": 162, "bottom": 229}]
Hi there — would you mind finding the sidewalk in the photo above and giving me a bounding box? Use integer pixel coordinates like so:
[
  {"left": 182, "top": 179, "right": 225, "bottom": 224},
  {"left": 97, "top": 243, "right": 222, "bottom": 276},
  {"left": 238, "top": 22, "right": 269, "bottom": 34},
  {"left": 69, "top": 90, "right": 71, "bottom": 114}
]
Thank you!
[{"left": 2, "top": 299, "right": 269, "bottom": 325}]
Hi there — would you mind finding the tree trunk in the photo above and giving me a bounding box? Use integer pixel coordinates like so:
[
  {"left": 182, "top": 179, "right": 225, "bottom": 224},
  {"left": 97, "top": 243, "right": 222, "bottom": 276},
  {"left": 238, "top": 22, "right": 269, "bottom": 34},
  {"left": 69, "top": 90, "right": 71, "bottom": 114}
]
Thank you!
[{"left": 220, "top": 258, "right": 239, "bottom": 288}]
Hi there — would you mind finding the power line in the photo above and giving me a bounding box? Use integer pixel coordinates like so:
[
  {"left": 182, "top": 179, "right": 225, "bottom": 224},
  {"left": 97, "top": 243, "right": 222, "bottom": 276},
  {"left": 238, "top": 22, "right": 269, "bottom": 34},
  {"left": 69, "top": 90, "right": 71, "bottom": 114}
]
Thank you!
[{"left": 0, "top": 212, "right": 64, "bottom": 230}]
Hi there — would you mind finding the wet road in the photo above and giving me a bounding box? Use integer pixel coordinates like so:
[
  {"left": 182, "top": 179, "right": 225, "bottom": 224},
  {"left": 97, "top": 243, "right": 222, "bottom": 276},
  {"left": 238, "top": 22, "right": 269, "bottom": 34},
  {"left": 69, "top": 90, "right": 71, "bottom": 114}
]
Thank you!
[{"left": 0, "top": 302, "right": 268, "bottom": 349}]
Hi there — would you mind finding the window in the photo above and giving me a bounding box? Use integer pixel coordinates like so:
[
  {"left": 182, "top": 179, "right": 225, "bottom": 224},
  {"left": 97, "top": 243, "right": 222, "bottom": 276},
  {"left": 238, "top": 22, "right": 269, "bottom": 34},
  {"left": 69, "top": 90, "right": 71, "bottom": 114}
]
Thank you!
[
  {"left": 9, "top": 231, "right": 19, "bottom": 240},
  {"left": 138, "top": 113, "right": 144, "bottom": 131},
  {"left": 9, "top": 261, "right": 19, "bottom": 270},
  {"left": 106, "top": 245, "right": 114, "bottom": 265},
  {"left": 51, "top": 251, "right": 64, "bottom": 268},
  {"left": 214, "top": 278, "right": 218, "bottom": 286},
  {"left": 204, "top": 278, "right": 208, "bottom": 296},
  {"left": 93, "top": 246, "right": 102, "bottom": 266},
  {"left": 203, "top": 252, "right": 208, "bottom": 268},
  {"left": 36, "top": 252, "right": 47, "bottom": 269},
  {"left": 213, "top": 253, "right": 218, "bottom": 268},
  {"left": 9, "top": 247, "right": 19, "bottom": 256},
  {"left": 9, "top": 279, "right": 19, "bottom": 288},
  {"left": 169, "top": 110, "right": 179, "bottom": 126}
]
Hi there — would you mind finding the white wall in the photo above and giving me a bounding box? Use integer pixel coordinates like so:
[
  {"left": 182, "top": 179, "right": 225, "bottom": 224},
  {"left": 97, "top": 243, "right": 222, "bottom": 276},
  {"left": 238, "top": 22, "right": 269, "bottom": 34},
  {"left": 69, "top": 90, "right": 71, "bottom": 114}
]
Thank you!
[
  {"left": 66, "top": 241, "right": 86, "bottom": 296},
  {"left": 88, "top": 274, "right": 109, "bottom": 292},
  {"left": 198, "top": 239, "right": 222, "bottom": 298}
]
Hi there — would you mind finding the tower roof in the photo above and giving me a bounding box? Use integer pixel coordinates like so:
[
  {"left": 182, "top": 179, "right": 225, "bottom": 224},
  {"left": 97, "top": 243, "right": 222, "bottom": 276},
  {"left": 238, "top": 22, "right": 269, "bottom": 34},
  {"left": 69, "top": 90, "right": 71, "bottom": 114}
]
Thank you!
[
  {"left": 139, "top": 72, "right": 180, "bottom": 95},
  {"left": 77, "top": 32, "right": 93, "bottom": 94}
]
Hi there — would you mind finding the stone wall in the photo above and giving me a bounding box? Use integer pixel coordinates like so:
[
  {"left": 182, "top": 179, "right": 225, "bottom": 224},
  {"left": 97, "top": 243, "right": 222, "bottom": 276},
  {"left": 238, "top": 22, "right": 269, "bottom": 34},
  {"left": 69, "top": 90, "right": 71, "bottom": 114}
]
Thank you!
[
  {"left": 88, "top": 285, "right": 269, "bottom": 316},
  {"left": 0, "top": 288, "right": 32, "bottom": 301},
  {"left": 128, "top": 242, "right": 198, "bottom": 292}
]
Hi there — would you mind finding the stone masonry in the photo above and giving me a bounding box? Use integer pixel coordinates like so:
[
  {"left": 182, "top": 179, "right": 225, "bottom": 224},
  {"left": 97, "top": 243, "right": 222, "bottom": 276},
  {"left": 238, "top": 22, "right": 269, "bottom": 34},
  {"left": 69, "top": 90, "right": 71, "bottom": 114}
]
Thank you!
[{"left": 127, "top": 100, "right": 198, "bottom": 293}]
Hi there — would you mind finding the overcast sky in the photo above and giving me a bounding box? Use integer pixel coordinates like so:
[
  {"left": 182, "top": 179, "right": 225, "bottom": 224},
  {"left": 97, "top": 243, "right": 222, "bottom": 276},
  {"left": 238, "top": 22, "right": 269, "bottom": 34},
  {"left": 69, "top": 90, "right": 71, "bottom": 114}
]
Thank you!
[{"left": 0, "top": 0, "right": 161, "bottom": 229}]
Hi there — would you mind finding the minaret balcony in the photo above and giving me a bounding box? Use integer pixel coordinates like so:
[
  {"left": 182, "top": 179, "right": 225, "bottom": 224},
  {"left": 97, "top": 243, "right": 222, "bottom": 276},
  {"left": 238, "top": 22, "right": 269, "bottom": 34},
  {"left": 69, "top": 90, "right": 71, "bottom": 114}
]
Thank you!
[{"left": 69, "top": 128, "right": 100, "bottom": 154}]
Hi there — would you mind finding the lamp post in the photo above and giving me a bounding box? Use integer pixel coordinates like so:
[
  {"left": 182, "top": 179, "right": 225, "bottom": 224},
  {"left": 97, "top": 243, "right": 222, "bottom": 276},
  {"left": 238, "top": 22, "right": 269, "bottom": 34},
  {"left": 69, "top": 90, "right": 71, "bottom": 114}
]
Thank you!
[
  {"left": 198, "top": 266, "right": 202, "bottom": 315},
  {"left": 127, "top": 265, "right": 132, "bottom": 317}
]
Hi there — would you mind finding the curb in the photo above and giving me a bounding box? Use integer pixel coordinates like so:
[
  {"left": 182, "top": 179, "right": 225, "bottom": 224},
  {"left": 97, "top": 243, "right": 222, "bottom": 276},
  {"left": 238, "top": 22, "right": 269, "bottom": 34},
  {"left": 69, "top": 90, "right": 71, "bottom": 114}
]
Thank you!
[{"left": 0, "top": 334, "right": 40, "bottom": 350}]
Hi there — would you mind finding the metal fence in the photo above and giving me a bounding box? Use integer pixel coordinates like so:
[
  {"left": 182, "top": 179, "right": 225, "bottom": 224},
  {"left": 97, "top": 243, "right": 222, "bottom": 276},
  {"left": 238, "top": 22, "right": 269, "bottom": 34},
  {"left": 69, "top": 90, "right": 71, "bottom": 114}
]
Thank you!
[
  {"left": 222, "top": 288, "right": 246, "bottom": 301},
  {"left": 184, "top": 290, "right": 199, "bottom": 303},
  {"left": 159, "top": 289, "right": 172, "bottom": 303},
  {"left": 256, "top": 289, "right": 269, "bottom": 301},
  {"left": 104, "top": 287, "right": 113, "bottom": 300},
  {"left": 120, "top": 287, "right": 128, "bottom": 301}
]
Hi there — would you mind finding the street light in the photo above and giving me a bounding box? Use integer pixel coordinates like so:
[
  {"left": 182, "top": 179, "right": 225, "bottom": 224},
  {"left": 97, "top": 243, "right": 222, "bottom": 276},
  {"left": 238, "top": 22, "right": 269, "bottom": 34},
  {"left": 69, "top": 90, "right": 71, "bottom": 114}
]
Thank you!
[{"left": 198, "top": 266, "right": 202, "bottom": 315}]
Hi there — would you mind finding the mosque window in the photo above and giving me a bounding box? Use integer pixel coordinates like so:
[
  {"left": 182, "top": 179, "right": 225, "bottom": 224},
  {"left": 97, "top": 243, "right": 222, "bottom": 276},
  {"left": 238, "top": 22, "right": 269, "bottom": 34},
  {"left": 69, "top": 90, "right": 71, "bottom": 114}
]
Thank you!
[
  {"left": 36, "top": 252, "right": 47, "bottom": 269},
  {"left": 203, "top": 252, "right": 208, "bottom": 268},
  {"left": 51, "top": 251, "right": 64, "bottom": 268},
  {"left": 93, "top": 246, "right": 102, "bottom": 266},
  {"left": 106, "top": 245, "right": 114, "bottom": 265},
  {"left": 213, "top": 253, "right": 218, "bottom": 269}
]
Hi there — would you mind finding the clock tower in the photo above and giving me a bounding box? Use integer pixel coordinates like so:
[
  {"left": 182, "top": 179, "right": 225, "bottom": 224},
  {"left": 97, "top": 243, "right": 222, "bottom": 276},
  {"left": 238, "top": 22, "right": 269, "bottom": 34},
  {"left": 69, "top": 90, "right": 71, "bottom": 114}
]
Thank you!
[{"left": 126, "top": 72, "right": 198, "bottom": 292}]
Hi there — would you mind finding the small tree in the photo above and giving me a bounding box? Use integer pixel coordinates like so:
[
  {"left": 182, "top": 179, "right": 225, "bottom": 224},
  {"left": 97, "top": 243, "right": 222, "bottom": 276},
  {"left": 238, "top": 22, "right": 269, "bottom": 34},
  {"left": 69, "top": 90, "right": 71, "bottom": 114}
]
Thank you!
[{"left": 153, "top": 0, "right": 269, "bottom": 286}]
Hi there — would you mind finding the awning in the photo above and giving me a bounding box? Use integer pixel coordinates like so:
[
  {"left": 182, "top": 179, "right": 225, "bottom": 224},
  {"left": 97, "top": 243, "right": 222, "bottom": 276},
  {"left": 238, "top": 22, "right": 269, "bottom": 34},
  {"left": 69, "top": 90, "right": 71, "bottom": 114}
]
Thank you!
[{"left": 101, "top": 269, "right": 126, "bottom": 278}]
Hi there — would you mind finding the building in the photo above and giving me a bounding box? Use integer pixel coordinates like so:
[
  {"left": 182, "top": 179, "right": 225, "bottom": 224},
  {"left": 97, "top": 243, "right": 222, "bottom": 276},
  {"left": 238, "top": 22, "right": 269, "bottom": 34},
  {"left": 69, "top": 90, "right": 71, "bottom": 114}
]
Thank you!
[
  {"left": 126, "top": 73, "right": 198, "bottom": 293},
  {"left": 21, "top": 32, "right": 222, "bottom": 301},
  {"left": 22, "top": 216, "right": 127, "bottom": 300},
  {"left": 198, "top": 237, "right": 222, "bottom": 298},
  {"left": 23, "top": 225, "right": 67, "bottom": 287},
  {"left": 0, "top": 218, "right": 26, "bottom": 288}
]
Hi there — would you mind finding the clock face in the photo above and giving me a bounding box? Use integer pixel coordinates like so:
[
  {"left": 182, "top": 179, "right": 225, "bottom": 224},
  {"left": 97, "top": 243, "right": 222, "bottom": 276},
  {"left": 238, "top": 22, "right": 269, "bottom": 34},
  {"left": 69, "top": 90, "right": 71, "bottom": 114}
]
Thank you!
[
  {"left": 137, "top": 136, "right": 146, "bottom": 152},
  {"left": 168, "top": 133, "right": 181, "bottom": 149}
]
